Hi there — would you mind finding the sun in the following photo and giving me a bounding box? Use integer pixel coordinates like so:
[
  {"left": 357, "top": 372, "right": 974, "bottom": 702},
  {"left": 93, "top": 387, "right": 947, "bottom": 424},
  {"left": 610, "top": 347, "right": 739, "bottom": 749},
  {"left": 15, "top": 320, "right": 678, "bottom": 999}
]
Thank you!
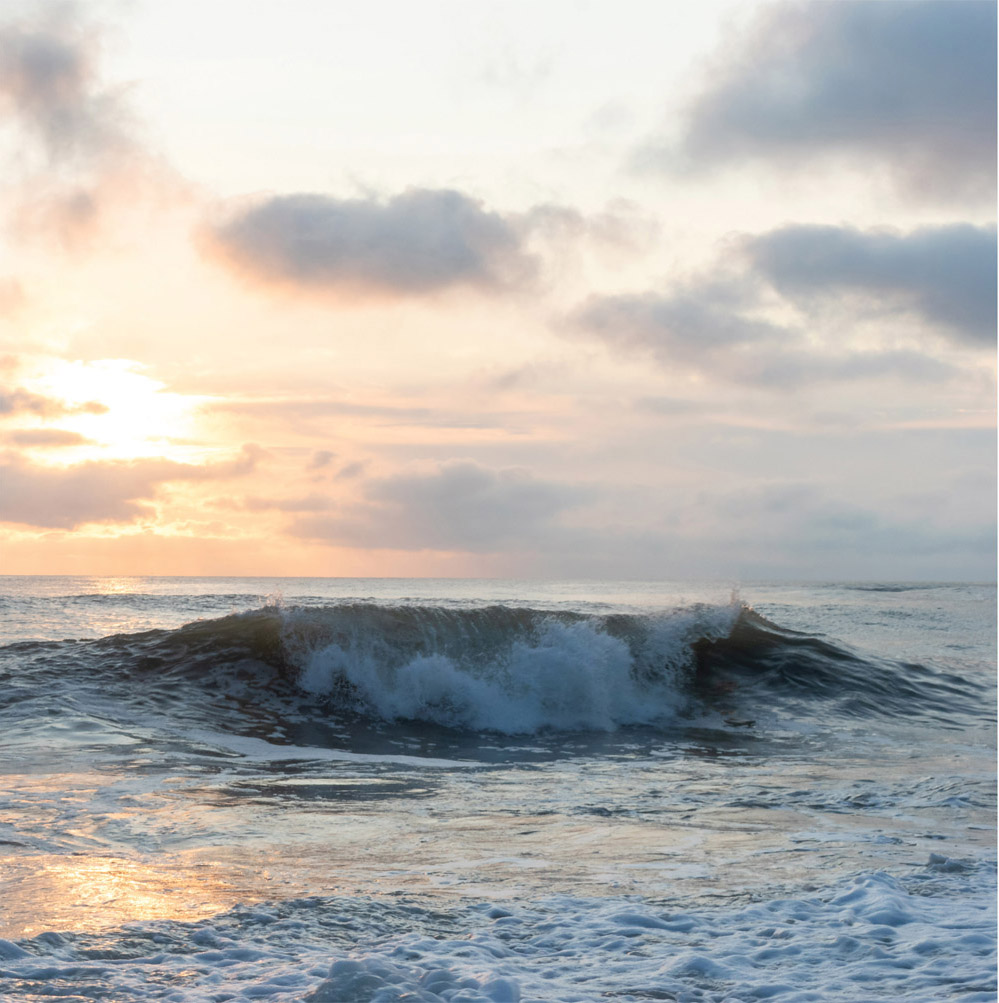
[{"left": 24, "top": 359, "right": 209, "bottom": 463}]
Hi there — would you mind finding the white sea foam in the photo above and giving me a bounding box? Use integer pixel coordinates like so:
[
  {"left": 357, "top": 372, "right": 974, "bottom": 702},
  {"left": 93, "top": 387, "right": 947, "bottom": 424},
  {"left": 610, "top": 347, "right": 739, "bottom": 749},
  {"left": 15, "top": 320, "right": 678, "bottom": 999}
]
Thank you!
[
  {"left": 176, "top": 729, "right": 477, "bottom": 768},
  {"left": 292, "top": 604, "right": 740, "bottom": 734},
  {"left": 3, "top": 862, "right": 994, "bottom": 1002}
]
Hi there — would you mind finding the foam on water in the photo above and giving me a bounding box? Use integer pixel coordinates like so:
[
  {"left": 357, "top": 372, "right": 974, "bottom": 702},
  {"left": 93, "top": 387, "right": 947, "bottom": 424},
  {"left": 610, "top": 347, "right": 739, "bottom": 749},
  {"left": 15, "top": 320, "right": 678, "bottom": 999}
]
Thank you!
[
  {"left": 1, "top": 861, "right": 993, "bottom": 1002},
  {"left": 292, "top": 609, "right": 734, "bottom": 733},
  {"left": 180, "top": 730, "right": 476, "bottom": 768}
]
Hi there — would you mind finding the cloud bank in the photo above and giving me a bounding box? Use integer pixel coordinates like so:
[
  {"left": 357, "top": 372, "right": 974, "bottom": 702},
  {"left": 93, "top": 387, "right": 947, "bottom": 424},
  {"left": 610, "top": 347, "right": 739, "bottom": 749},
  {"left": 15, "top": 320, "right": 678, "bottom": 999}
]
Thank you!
[
  {"left": 293, "top": 460, "right": 585, "bottom": 552},
  {"left": 6, "top": 427, "right": 90, "bottom": 447},
  {"left": 650, "top": 0, "right": 997, "bottom": 202},
  {"left": 206, "top": 188, "right": 536, "bottom": 298},
  {"left": 0, "top": 386, "right": 107, "bottom": 416},
  {"left": 743, "top": 224, "right": 997, "bottom": 344},
  {"left": 1, "top": 444, "right": 265, "bottom": 529},
  {"left": 574, "top": 222, "right": 993, "bottom": 386}
]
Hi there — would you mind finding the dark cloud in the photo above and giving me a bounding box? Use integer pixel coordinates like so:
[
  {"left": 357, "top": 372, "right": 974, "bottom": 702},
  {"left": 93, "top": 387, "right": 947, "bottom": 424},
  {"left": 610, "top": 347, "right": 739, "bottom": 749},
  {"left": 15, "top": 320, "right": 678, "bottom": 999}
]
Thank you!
[
  {"left": 292, "top": 460, "right": 585, "bottom": 552},
  {"left": 0, "top": 444, "right": 265, "bottom": 528},
  {"left": 205, "top": 188, "right": 536, "bottom": 298},
  {"left": 743, "top": 224, "right": 997, "bottom": 344},
  {"left": 6, "top": 427, "right": 89, "bottom": 446},
  {"left": 575, "top": 284, "right": 959, "bottom": 388},
  {"left": 649, "top": 0, "right": 997, "bottom": 202},
  {"left": 0, "top": 386, "right": 107, "bottom": 416},
  {"left": 573, "top": 220, "right": 990, "bottom": 387}
]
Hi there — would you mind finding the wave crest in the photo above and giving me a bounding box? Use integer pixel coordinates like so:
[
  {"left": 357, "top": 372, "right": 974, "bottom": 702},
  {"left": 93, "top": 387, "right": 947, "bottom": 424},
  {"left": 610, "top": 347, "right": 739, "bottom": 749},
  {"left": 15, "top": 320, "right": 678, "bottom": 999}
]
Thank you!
[
  {"left": 4, "top": 600, "right": 987, "bottom": 736},
  {"left": 283, "top": 603, "right": 739, "bottom": 732}
]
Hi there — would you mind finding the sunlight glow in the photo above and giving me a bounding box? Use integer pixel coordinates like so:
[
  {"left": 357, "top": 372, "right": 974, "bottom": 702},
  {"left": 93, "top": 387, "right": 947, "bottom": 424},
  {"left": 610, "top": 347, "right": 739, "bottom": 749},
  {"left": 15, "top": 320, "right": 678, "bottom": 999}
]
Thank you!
[
  {"left": 27, "top": 359, "right": 207, "bottom": 462},
  {"left": 0, "top": 854, "right": 235, "bottom": 938}
]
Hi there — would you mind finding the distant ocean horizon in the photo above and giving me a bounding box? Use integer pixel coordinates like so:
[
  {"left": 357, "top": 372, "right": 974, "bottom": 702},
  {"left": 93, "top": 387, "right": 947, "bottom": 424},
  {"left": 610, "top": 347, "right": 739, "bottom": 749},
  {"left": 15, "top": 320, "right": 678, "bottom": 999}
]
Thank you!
[{"left": 1, "top": 576, "right": 995, "bottom": 1000}]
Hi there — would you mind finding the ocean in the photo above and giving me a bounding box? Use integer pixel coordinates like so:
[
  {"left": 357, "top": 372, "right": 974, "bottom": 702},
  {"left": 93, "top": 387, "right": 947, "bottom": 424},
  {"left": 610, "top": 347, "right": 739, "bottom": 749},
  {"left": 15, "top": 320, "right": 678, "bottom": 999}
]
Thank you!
[{"left": 0, "top": 576, "right": 994, "bottom": 1002}]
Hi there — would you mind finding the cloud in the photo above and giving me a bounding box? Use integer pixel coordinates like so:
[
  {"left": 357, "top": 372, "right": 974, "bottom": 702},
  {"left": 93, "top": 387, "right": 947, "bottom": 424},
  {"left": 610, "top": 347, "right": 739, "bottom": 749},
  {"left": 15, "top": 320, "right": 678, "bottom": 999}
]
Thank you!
[
  {"left": 1, "top": 457, "right": 164, "bottom": 527},
  {"left": 573, "top": 221, "right": 991, "bottom": 386},
  {"left": 334, "top": 460, "right": 365, "bottom": 481},
  {"left": 648, "top": 0, "right": 996, "bottom": 203},
  {"left": 0, "top": 4, "right": 171, "bottom": 246},
  {"left": 0, "top": 444, "right": 265, "bottom": 528},
  {"left": 575, "top": 284, "right": 958, "bottom": 388},
  {"left": 0, "top": 5, "right": 130, "bottom": 165},
  {"left": 749, "top": 349, "right": 957, "bottom": 389},
  {"left": 6, "top": 427, "right": 90, "bottom": 446},
  {"left": 291, "top": 457, "right": 994, "bottom": 578},
  {"left": 517, "top": 200, "right": 660, "bottom": 254},
  {"left": 743, "top": 223, "right": 997, "bottom": 344},
  {"left": 241, "top": 494, "right": 333, "bottom": 513},
  {"left": 292, "top": 460, "right": 586, "bottom": 551},
  {"left": 201, "top": 442, "right": 268, "bottom": 478},
  {"left": 636, "top": 397, "right": 713, "bottom": 417},
  {"left": 698, "top": 476, "right": 997, "bottom": 573},
  {"left": 214, "top": 396, "right": 526, "bottom": 433},
  {"left": 0, "top": 386, "right": 107, "bottom": 416},
  {"left": 574, "top": 279, "right": 783, "bottom": 369},
  {"left": 307, "top": 449, "right": 336, "bottom": 470},
  {"left": 204, "top": 188, "right": 536, "bottom": 299}
]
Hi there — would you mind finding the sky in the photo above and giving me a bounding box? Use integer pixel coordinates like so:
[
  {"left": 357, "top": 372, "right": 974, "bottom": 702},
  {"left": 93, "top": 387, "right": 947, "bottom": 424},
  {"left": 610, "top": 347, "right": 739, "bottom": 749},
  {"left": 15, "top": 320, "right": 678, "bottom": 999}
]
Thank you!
[{"left": 0, "top": 0, "right": 995, "bottom": 580}]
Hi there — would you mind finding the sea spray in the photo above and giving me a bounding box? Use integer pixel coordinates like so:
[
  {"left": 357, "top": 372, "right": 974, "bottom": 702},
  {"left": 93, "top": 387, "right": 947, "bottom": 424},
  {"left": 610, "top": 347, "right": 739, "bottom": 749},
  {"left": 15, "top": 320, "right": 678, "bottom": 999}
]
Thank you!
[{"left": 287, "top": 603, "right": 742, "bottom": 732}]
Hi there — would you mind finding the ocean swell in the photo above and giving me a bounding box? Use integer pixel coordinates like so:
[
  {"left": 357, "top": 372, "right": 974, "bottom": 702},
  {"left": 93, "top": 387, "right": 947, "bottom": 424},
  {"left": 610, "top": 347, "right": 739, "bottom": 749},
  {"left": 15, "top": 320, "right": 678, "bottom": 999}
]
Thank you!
[
  {"left": 1, "top": 601, "right": 988, "bottom": 736},
  {"left": 693, "top": 608, "right": 988, "bottom": 727}
]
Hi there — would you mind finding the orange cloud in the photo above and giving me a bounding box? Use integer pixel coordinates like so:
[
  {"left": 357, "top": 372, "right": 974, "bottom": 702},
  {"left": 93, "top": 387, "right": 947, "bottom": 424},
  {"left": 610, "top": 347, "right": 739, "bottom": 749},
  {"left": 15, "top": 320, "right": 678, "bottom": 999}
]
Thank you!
[{"left": 0, "top": 444, "right": 266, "bottom": 528}]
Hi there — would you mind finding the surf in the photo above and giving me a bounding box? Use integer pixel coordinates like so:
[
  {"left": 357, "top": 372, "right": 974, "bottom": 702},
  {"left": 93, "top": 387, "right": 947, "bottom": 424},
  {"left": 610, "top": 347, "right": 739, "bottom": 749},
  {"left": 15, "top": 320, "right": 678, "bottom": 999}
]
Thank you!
[{"left": 1, "top": 601, "right": 989, "bottom": 738}]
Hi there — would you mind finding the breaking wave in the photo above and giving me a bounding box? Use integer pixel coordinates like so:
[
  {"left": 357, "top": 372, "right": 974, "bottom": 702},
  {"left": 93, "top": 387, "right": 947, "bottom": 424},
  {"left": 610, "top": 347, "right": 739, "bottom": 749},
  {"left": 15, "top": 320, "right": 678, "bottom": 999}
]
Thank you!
[{"left": 1, "top": 602, "right": 989, "bottom": 735}]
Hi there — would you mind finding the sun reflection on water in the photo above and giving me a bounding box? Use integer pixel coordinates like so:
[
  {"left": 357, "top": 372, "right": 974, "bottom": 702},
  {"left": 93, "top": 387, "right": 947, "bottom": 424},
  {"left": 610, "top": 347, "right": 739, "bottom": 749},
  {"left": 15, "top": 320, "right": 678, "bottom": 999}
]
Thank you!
[
  {"left": 0, "top": 854, "right": 244, "bottom": 938},
  {"left": 93, "top": 577, "right": 139, "bottom": 595}
]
